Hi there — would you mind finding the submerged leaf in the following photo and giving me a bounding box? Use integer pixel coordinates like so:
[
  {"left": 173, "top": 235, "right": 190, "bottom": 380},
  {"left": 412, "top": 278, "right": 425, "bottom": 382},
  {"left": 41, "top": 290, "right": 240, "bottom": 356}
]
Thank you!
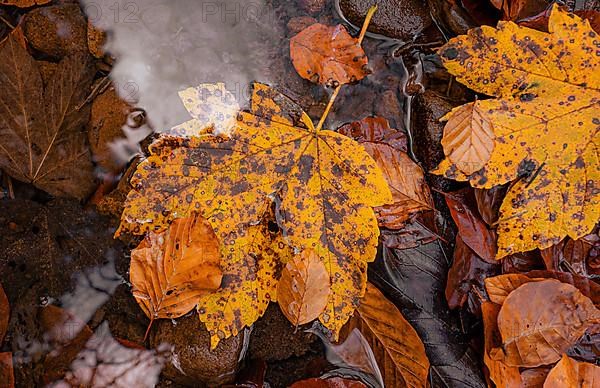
[
  {"left": 130, "top": 215, "right": 222, "bottom": 322},
  {"left": 290, "top": 24, "right": 369, "bottom": 86},
  {"left": 278, "top": 249, "right": 330, "bottom": 326},
  {"left": 435, "top": 6, "right": 600, "bottom": 258},
  {"left": 119, "top": 82, "right": 392, "bottom": 342}
]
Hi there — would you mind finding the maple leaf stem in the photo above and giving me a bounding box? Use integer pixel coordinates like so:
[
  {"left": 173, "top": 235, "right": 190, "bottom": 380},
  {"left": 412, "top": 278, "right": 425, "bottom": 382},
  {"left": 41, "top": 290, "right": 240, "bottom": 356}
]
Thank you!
[{"left": 315, "top": 5, "right": 377, "bottom": 133}]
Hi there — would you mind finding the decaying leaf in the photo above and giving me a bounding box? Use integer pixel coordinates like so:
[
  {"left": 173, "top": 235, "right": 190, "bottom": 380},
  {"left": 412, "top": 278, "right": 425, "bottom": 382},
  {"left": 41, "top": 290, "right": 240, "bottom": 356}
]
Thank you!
[
  {"left": 543, "top": 354, "right": 600, "bottom": 387},
  {"left": 0, "top": 34, "right": 95, "bottom": 199},
  {"left": 485, "top": 270, "right": 600, "bottom": 306},
  {"left": 168, "top": 83, "right": 239, "bottom": 137},
  {"left": 440, "top": 102, "right": 495, "bottom": 175},
  {"left": 339, "top": 117, "right": 433, "bottom": 229},
  {"left": 119, "top": 82, "right": 392, "bottom": 343},
  {"left": 344, "top": 283, "right": 430, "bottom": 388},
  {"left": 481, "top": 302, "right": 522, "bottom": 388},
  {"left": 491, "top": 279, "right": 600, "bottom": 367},
  {"left": 277, "top": 248, "right": 330, "bottom": 326},
  {"left": 290, "top": 24, "right": 369, "bottom": 86},
  {"left": 435, "top": 6, "right": 600, "bottom": 258},
  {"left": 197, "top": 212, "right": 292, "bottom": 349},
  {"left": 0, "top": 282, "right": 7, "bottom": 343},
  {"left": 130, "top": 215, "right": 222, "bottom": 323}
]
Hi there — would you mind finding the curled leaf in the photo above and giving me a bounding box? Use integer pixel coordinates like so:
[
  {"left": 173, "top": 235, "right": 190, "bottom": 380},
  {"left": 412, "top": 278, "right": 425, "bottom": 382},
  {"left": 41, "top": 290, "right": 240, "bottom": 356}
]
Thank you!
[
  {"left": 130, "top": 215, "right": 222, "bottom": 322},
  {"left": 290, "top": 24, "right": 368, "bottom": 86},
  {"left": 278, "top": 249, "right": 330, "bottom": 326},
  {"left": 491, "top": 279, "right": 600, "bottom": 367}
]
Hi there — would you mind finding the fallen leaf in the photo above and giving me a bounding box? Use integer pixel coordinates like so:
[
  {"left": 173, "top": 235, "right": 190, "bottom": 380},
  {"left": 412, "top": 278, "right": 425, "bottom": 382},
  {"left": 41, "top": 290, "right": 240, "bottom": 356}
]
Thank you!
[
  {"left": 543, "top": 354, "right": 600, "bottom": 387},
  {"left": 370, "top": 241, "right": 487, "bottom": 387},
  {"left": 118, "top": 82, "right": 392, "bottom": 343},
  {"left": 290, "top": 377, "right": 367, "bottom": 388},
  {"left": 435, "top": 6, "right": 600, "bottom": 258},
  {"left": 446, "top": 236, "right": 500, "bottom": 312},
  {"left": 345, "top": 283, "right": 430, "bottom": 388},
  {"left": 481, "top": 302, "right": 522, "bottom": 387},
  {"left": 440, "top": 101, "right": 495, "bottom": 175},
  {"left": 485, "top": 270, "right": 600, "bottom": 306},
  {"left": 197, "top": 212, "right": 293, "bottom": 348},
  {"left": 540, "top": 232, "right": 600, "bottom": 276},
  {"left": 0, "top": 352, "right": 13, "bottom": 388},
  {"left": 520, "top": 367, "right": 550, "bottom": 387},
  {"left": 340, "top": 117, "right": 433, "bottom": 229},
  {"left": 474, "top": 185, "right": 508, "bottom": 227},
  {"left": 0, "top": 0, "right": 50, "bottom": 6},
  {"left": 87, "top": 20, "right": 106, "bottom": 59},
  {"left": 520, "top": 8, "right": 600, "bottom": 34},
  {"left": 566, "top": 325, "right": 600, "bottom": 364},
  {"left": 277, "top": 248, "right": 330, "bottom": 326},
  {"left": 0, "top": 34, "right": 95, "bottom": 199},
  {"left": 0, "top": 282, "right": 7, "bottom": 343},
  {"left": 380, "top": 218, "right": 439, "bottom": 250},
  {"left": 444, "top": 188, "right": 497, "bottom": 262},
  {"left": 491, "top": 279, "right": 600, "bottom": 367},
  {"left": 130, "top": 215, "right": 223, "bottom": 323},
  {"left": 290, "top": 24, "right": 369, "bottom": 86}
]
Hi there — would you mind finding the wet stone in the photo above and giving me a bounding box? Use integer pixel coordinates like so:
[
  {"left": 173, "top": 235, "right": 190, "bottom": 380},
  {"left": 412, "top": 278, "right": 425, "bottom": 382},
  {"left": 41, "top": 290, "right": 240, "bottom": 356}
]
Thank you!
[
  {"left": 23, "top": 4, "right": 88, "bottom": 58},
  {"left": 338, "top": 0, "right": 432, "bottom": 41}
]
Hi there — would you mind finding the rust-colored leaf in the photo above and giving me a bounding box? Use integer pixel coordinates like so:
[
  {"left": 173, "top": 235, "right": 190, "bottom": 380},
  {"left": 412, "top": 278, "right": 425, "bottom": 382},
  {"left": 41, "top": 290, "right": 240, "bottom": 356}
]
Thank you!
[
  {"left": 440, "top": 101, "right": 495, "bottom": 175},
  {"left": 0, "top": 352, "right": 13, "bottom": 388},
  {"left": 130, "top": 215, "right": 223, "bottom": 323},
  {"left": 435, "top": 6, "right": 600, "bottom": 258},
  {"left": 491, "top": 279, "right": 600, "bottom": 367},
  {"left": 0, "top": 34, "right": 95, "bottom": 199},
  {"left": 540, "top": 232, "right": 600, "bottom": 276},
  {"left": 521, "top": 367, "right": 550, "bottom": 388},
  {"left": 118, "top": 82, "right": 392, "bottom": 345},
  {"left": 543, "top": 354, "right": 600, "bottom": 387},
  {"left": 290, "top": 377, "right": 367, "bottom": 388},
  {"left": 485, "top": 270, "right": 600, "bottom": 306},
  {"left": 481, "top": 302, "right": 522, "bottom": 388},
  {"left": 278, "top": 248, "right": 330, "bottom": 326},
  {"left": 290, "top": 24, "right": 368, "bottom": 86},
  {"left": 344, "top": 283, "right": 430, "bottom": 388},
  {"left": 0, "top": 282, "right": 7, "bottom": 344},
  {"left": 0, "top": 0, "right": 50, "bottom": 6}
]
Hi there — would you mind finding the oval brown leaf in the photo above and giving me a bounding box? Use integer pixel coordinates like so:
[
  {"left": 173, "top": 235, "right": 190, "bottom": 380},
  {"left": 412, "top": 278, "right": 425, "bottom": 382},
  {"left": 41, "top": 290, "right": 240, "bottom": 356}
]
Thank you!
[
  {"left": 345, "top": 283, "right": 430, "bottom": 388},
  {"left": 543, "top": 354, "right": 600, "bottom": 387},
  {"left": 290, "top": 23, "right": 368, "bottom": 86},
  {"left": 130, "top": 215, "right": 223, "bottom": 321},
  {"left": 441, "top": 101, "right": 495, "bottom": 175},
  {"left": 491, "top": 279, "right": 600, "bottom": 367},
  {"left": 277, "top": 249, "right": 330, "bottom": 326},
  {"left": 481, "top": 302, "right": 522, "bottom": 387},
  {"left": 0, "top": 282, "right": 8, "bottom": 344}
]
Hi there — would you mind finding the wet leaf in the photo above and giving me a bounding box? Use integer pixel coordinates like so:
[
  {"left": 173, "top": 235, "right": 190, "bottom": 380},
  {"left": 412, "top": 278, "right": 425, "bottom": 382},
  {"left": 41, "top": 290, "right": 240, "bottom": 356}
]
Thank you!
[
  {"left": 0, "top": 352, "right": 13, "bottom": 388},
  {"left": 339, "top": 116, "right": 432, "bottom": 229},
  {"left": 370, "top": 241, "right": 487, "bottom": 387},
  {"left": 440, "top": 102, "right": 495, "bottom": 175},
  {"left": 481, "top": 302, "right": 522, "bottom": 387},
  {"left": 446, "top": 236, "right": 500, "bottom": 312},
  {"left": 345, "top": 283, "right": 430, "bottom": 388},
  {"left": 278, "top": 248, "right": 330, "bottom": 326},
  {"left": 435, "top": 6, "right": 600, "bottom": 258},
  {"left": 119, "top": 82, "right": 392, "bottom": 343},
  {"left": 543, "top": 354, "right": 600, "bottom": 387},
  {"left": 474, "top": 185, "right": 508, "bottom": 227},
  {"left": 290, "top": 24, "right": 369, "bottom": 86},
  {"left": 0, "top": 282, "right": 7, "bottom": 344},
  {"left": 520, "top": 8, "right": 600, "bottom": 34},
  {"left": 290, "top": 377, "right": 367, "bottom": 388},
  {"left": 197, "top": 214, "right": 292, "bottom": 349},
  {"left": 130, "top": 215, "right": 223, "bottom": 322},
  {"left": 491, "top": 279, "right": 600, "bottom": 367},
  {"left": 484, "top": 270, "right": 600, "bottom": 306},
  {"left": 540, "top": 232, "right": 600, "bottom": 276},
  {"left": 444, "top": 189, "right": 497, "bottom": 262},
  {"left": 0, "top": 34, "right": 95, "bottom": 199}
]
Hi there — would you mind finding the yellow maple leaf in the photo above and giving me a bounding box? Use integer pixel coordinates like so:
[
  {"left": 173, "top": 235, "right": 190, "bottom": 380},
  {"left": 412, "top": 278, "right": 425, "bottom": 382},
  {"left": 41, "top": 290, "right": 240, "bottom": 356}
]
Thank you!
[
  {"left": 118, "top": 82, "right": 392, "bottom": 345},
  {"left": 434, "top": 5, "right": 600, "bottom": 258}
]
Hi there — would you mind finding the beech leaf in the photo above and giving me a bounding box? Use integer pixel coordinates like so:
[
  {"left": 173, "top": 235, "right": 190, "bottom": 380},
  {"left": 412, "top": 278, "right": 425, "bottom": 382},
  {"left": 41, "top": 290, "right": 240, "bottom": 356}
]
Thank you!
[
  {"left": 543, "top": 354, "right": 600, "bottom": 387},
  {"left": 434, "top": 6, "right": 600, "bottom": 258}
]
